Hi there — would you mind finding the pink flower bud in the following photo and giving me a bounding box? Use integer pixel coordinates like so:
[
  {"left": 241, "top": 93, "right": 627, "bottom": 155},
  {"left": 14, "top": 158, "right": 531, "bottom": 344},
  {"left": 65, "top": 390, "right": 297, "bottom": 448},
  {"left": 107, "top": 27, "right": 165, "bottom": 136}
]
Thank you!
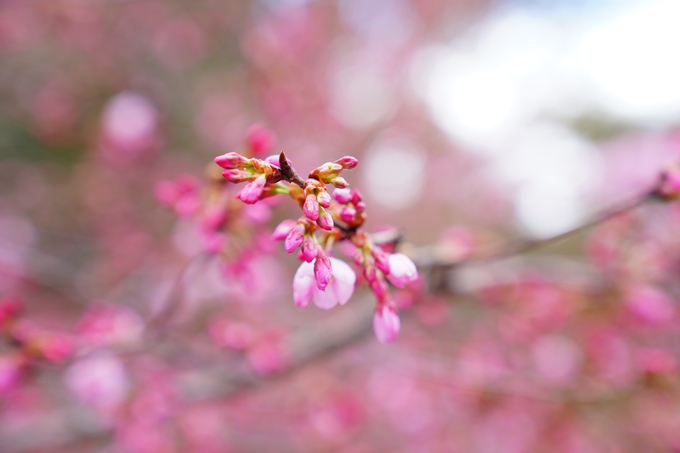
[
  {"left": 331, "top": 177, "right": 348, "bottom": 189},
  {"left": 272, "top": 219, "right": 297, "bottom": 241},
  {"left": 334, "top": 156, "right": 358, "bottom": 169},
  {"left": 314, "top": 253, "right": 333, "bottom": 291},
  {"left": 370, "top": 277, "right": 388, "bottom": 300},
  {"left": 304, "top": 193, "right": 320, "bottom": 221},
  {"left": 371, "top": 248, "right": 391, "bottom": 275},
  {"left": 333, "top": 188, "right": 352, "bottom": 204},
  {"left": 284, "top": 224, "right": 305, "bottom": 253},
  {"left": 222, "top": 168, "right": 253, "bottom": 183},
  {"left": 236, "top": 174, "right": 266, "bottom": 204},
  {"left": 386, "top": 253, "right": 418, "bottom": 288},
  {"left": 317, "top": 191, "right": 331, "bottom": 209},
  {"left": 301, "top": 236, "right": 318, "bottom": 262},
  {"left": 264, "top": 154, "right": 282, "bottom": 168},
  {"left": 214, "top": 152, "right": 249, "bottom": 169},
  {"left": 317, "top": 208, "right": 334, "bottom": 231},
  {"left": 339, "top": 206, "right": 356, "bottom": 223},
  {"left": 373, "top": 306, "right": 400, "bottom": 344}
]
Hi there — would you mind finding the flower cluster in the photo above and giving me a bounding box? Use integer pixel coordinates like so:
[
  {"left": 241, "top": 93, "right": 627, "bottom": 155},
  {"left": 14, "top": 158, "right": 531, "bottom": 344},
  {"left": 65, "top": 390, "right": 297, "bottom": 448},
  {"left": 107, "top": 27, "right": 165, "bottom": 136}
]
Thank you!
[{"left": 214, "top": 148, "right": 419, "bottom": 343}]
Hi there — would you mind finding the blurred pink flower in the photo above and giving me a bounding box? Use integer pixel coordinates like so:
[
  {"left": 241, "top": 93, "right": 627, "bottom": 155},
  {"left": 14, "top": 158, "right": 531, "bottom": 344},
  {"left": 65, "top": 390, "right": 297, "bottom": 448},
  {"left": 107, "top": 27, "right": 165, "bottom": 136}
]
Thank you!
[
  {"left": 373, "top": 306, "right": 400, "bottom": 344},
  {"left": 386, "top": 253, "right": 418, "bottom": 288}
]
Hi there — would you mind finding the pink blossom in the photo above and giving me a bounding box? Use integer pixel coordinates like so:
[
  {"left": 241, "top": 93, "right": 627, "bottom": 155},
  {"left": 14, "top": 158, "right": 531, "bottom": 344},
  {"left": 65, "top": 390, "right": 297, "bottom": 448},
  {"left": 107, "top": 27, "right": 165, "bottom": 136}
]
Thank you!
[
  {"left": 293, "top": 258, "right": 356, "bottom": 309},
  {"left": 373, "top": 306, "right": 400, "bottom": 344},
  {"left": 236, "top": 174, "right": 266, "bottom": 204},
  {"left": 386, "top": 253, "right": 418, "bottom": 288},
  {"left": 65, "top": 355, "right": 129, "bottom": 410}
]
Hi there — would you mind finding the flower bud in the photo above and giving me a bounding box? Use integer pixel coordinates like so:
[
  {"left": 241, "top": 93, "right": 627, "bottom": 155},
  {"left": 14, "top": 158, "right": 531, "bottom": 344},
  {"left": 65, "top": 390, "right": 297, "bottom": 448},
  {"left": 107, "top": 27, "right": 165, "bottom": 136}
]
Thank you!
[
  {"left": 373, "top": 306, "right": 400, "bottom": 344},
  {"left": 330, "top": 177, "right": 348, "bottom": 189},
  {"left": 334, "top": 156, "right": 358, "bottom": 169},
  {"left": 284, "top": 224, "right": 305, "bottom": 253},
  {"left": 301, "top": 236, "right": 318, "bottom": 263},
  {"left": 236, "top": 174, "right": 266, "bottom": 204},
  {"left": 333, "top": 188, "right": 352, "bottom": 204},
  {"left": 317, "top": 208, "right": 334, "bottom": 231},
  {"left": 317, "top": 191, "right": 331, "bottom": 209},
  {"left": 215, "top": 152, "right": 250, "bottom": 169},
  {"left": 386, "top": 253, "right": 418, "bottom": 288},
  {"left": 339, "top": 206, "right": 356, "bottom": 223},
  {"left": 314, "top": 253, "right": 333, "bottom": 291},
  {"left": 303, "top": 193, "right": 320, "bottom": 221},
  {"left": 371, "top": 248, "right": 391, "bottom": 275},
  {"left": 222, "top": 168, "right": 253, "bottom": 183}
]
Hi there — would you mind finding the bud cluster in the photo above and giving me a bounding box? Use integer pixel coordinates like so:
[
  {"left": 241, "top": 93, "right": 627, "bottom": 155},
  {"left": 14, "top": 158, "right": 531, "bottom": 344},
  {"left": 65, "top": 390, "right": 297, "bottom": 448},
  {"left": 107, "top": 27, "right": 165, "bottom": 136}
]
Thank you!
[{"left": 212, "top": 137, "right": 419, "bottom": 343}]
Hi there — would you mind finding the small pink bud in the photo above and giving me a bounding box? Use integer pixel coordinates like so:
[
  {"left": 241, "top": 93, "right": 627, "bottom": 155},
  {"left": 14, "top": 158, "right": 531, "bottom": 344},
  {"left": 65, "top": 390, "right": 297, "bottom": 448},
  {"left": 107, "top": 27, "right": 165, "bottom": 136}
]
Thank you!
[
  {"left": 333, "top": 188, "right": 352, "bottom": 204},
  {"left": 284, "top": 224, "right": 305, "bottom": 253},
  {"left": 386, "top": 253, "right": 418, "bottom": 288},
  {"left": 339, "top": 206, "right": 356, "bottom": 223},
  {"left": 222, "top": 168, "right": 253, "bottom": 183},
  {"left": 334, "top": 156, "right": 358, "bottom": 169},
  {"left": 317, "top": 191, "right": 331, "bottom": 209},
  {"left": 331, "top": 177, "right": 348, "bottom": 189},
  {"left": 215, "top": 152, "right": 249, "bottom": 169},
  {"left": 317, "top": 208, "right": 334, "bottom": 231},
  {"left": 272, "top": 219, "right": 297, "bottom": 241},
  {"left": 370, "top": 277, "right": 388, "bottom": 300},
  {"left": 314, "top": 253, "right": 333, "bottom": 291},
  {"left": 301, "top": 236, "right": 318, "bottom": 262},
  {"left": 304, "top": 193, "right": 320, "bottom": 221},
  {"left": 236, "top": 174, "right": 267, "bottom": 204},
  {"left": 372, "top": 248, "right": 391, "bottom": 275},
  {"left": 351, "top": 189, "right": 363, "bottom": 204},
  {"left": 373, "top": 306, "right": 400, "bottom": 344}
]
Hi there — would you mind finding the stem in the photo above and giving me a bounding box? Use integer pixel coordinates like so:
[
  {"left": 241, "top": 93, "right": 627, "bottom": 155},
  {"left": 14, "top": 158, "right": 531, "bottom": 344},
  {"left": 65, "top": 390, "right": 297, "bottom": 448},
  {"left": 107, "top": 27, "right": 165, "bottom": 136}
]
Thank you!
[{"left": 279, "top": 151, "right": 306, "bottom": 188}]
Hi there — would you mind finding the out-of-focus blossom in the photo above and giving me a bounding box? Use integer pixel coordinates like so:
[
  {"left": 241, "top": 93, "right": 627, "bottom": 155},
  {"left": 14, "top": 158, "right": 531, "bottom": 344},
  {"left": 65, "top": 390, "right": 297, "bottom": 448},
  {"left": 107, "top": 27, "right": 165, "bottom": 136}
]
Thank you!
[
  {"left": 246, "top": 124, "right": 276, "bottom": 156},
  {"left": 386, "top": 253, "right": 418, "bottom": 288},
  {"left": 65, "top": 355, "right": 129, "bottom": 411},
  {"left": 76, "top": 303, "right": 145, "bottom": 348},
  {"left": 100, "top": 91, "right": 159, "bottom": 159},
  {"left": 373, "top": 306, "right": 400, "bottom": 344}
]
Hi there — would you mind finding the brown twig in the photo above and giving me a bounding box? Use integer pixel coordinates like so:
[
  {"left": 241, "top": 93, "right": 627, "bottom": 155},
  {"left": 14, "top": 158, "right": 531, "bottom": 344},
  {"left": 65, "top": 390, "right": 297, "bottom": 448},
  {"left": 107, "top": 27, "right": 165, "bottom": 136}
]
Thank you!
[{"left": 278, "top": 151, "right": 306, "bottom": 188}]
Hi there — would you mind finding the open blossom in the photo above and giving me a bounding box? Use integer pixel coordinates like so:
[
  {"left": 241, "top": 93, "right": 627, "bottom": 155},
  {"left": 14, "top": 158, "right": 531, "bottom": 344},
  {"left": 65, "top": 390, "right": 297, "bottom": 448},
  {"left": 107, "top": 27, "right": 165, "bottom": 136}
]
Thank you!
[
  {"left": 386, "top": 253, "right": 418, "bottom": 288},
  {"left": 373, "top": 306, "right": 400, "bottom": 344},
  {"left": 293, "top": 257, "right": 356, "bottom": 309}
]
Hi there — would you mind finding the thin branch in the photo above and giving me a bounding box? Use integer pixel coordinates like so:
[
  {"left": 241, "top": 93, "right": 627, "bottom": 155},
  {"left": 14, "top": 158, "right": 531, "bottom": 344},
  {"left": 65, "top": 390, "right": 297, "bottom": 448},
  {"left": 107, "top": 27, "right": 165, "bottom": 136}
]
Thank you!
[{"left": 278, "top": 151, "right": 306, "bottom": 188}]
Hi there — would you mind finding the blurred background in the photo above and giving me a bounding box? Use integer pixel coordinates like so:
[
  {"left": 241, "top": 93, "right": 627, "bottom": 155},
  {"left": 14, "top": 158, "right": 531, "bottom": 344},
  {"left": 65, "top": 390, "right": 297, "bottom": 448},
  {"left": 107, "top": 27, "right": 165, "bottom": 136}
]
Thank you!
[{"left": 2, "top": 0, "right": 680, "bottom": 451}]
